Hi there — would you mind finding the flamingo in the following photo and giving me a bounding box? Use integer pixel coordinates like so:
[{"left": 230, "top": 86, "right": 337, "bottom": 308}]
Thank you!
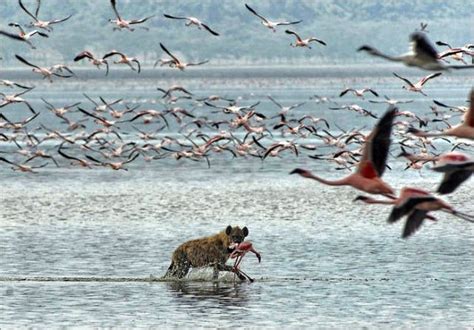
[
  {"left": 229, "top": 241, "right": 261, "bottom": 282},
  {"left": 108, "top": 0, "right": 154, "bottom": 31},
  {"left": 354, "top": 187, "right": 474, "bottom": 238},
  {"left": 7, "top": 22, "right": 48, "bottom": 49},
  {"left": 245, "top": 4, "right": 301, "bottom": 32},
  {"left": 408, "top": 89, "right": 474, "bottom": 139},
  {"left": 436, "top": 41, "right": 474, "bottom": 65},
  {"left": 358, "top": 32, "right": 474, "bottom": 71},
  {"left": 0, "top": 157, "right": 47, "bottom": 173},
  {"left": 15, "top": 55, "right": 74, "bottom": 82},
  {"left": 74, "top": 51, "right": 109, "bottom": 75},
  {"left": 339, "top": 88, "right": 379, "bottom": 98},
  {"left": 0, "top": 89, "right": 36, "bottom": 114},
  {"left": 392, "top": 72, "right": 442, "bottom": 96},
  {"left": 285, "top": 30, "right": 326, "bottom": 48},
  {"left": 290, "top": 106, "right": 397, "bottom": 197},
  {"left": 102, "top": 51, "right": 141, "bottom": 73},
  {"left": 19, "top": 0, "right": 72, "bottom": 32},
  {"left": 0, "top": 79, "right": 33, "bottom": 90},
  {"left": 163, "top": 14, "right": 219, "bottom": 36},
  {"left": 159, "top": 43, "right": 209, "bottom": 71},
  {"left": 431, "top": 152, "right": 474, "bottom": 194}
]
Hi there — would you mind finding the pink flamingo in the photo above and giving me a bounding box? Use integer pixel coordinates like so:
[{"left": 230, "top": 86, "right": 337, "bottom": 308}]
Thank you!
[
  {"left": 354, "top": 187, "right": 474, "bottom": 238},
  {"left": 431, "top": 152, "right": 474, "bottom": 194},
  {"left": 229, "top": 241, "right": 261, "bottom": 282},
  {"left": 291, "top": 107, "right": 397, "bottom": 197}
]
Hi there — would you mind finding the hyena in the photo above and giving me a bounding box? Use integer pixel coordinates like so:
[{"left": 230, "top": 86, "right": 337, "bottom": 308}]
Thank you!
[{"left": 164, "top": 225, "right": 249, "bottom": 280}]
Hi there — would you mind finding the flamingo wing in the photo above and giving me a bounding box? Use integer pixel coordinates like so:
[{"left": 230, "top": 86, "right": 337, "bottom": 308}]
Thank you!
[
  {"left": 402, "top": 209, "right": 428, "bottom": 238},
  {"left": 74, "top": 51, "right": 94, "bottom": 61},
  {"left": 187, "top": 60, "right": 209, "bottom": 66},
  {"left": 358, "top": 106, "right": 397, "bottom": 177},
  {"left": 437, "top": 170, "right": 473, "bottom": 195},
  {"left": 19, "top": 0, "right": 39, "bottom": 22},
  {"left": 34, "top": 0, "right": 43, "bottom": 17},
  {"left": 201, "top": 23, "right": 219, "bottom": 36},
  {"left": 308, "top": 37, "right": 326, "bottom": 46},
  {"left": 410, "top": 32, "right": 439, "bottom": 61},
  {"left": 275, "top": 20, "right": 302, "bottom": 26},
  {"left": 130, "top": 16, "right": 154, "bottom": 24},
  {"left": 393, "top": 72, "right": 415, "bottom": 88},
  {"left": 110, "top": 0, "right": 122, "bottom": 20},
  {"left": 102, "top": 50, "right": 125, "bottom": 59},
  {"left": 420, "top": 72, "right": 442, "bottom": 86},
  {"left": 339, "top": 88, "right": 354, "bottom": 97},
  {"left": 163, "top": 14, "right": 188, "bottom": 20},
  {"left": 285, "top": 29, "right": 302, "bottom": 42},
  {"left": 388, "top": 196, "right": 436, "bottom": 223},
  {"left": 0, "top": 30, "right": 24, "bottom": 42},
  {"left": 50, "top": 14, "right": 73, "bottom": 25},
  {"left": 15, "top": 54, "right": 41, "bottom": 69},
  {"left": 159, "top": 43, "right": 180, "bottom": 63},
  {"left": 245, "top": 4, "right": 269, "bottom": 23}
]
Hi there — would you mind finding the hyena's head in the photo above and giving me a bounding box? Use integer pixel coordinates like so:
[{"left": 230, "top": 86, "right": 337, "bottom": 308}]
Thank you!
[{"left": 225, "top": 225, "right": 249, "bottom": 245}]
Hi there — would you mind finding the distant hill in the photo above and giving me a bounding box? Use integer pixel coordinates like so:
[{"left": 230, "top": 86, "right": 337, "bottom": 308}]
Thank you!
[{"left": 0, "top": 0, "right": 472, "bottom": 66}]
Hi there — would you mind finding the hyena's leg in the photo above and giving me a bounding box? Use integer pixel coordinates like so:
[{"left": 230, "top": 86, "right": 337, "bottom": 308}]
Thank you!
[
  {"left": 216, "top": 263, "right": 246, "bottom": 281},
  {"left": 166, "top": 252, "right": 191, "bottom": 279}
]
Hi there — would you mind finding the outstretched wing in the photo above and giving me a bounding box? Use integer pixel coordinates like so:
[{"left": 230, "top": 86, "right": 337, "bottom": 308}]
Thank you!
[
  {"left": 245, "top": 4, "right": 269, "bottom": 23},
  {"left": 74, "top": 51, "right": 94, "bottom": 61},
  {"left": 358, "top": 106, "right": 397, "bottom": 177},
  {"left": 0, "top": 29, "right": 24, "bottom": 42},
  {"left": 110, "top": 0, "right": 122, "bottom": 20},
  {"left": 15, "top": 54, "right": 41, "bottom": 69},
  {"left": 285, "top": 29, "right": 302, "bottom": 42},
  {"left": 436, "top": 170, "right": 472, "bottom": 195},
  {"left": 130, "top": 16, "right": 154, "bottom": 24},
  {"left": 201, "top": 23, "right": 219, "bottom": 36},
  {"left": 159, "top": 43, "right": 180, "bottom": 63},
  {"left": 19, "top": 0, "right": 39, "bottom": 22},
  {"left": 275, "top": 20, "right": 302, "bottom": 26},
  {"left": 420, "top": 72, "right": 442, "bottom": 86},
  {"left": 163, "top": 14, "right": 188, "bottom": 20},
  {"left": 50, "top": 14, "right": 73, "bottom": 25},
  {"left": 410, "top": 32, "right": 439, "bottom": 61},
  {"left": 402, "top": 209, "right": 428, "bottom": 239},
  {"left": 393, "top": 72, "right": 415, "bottom": 88}
]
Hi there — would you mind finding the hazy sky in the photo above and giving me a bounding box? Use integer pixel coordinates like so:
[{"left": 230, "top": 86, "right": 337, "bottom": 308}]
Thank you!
[{"left": 1, "top": 0, "right": 473, "bottom": 65}]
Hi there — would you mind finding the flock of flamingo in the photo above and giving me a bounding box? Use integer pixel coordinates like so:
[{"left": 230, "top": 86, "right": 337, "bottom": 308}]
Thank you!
[{"left": 1, "top": 1, "right": 474, "bottom": 239}]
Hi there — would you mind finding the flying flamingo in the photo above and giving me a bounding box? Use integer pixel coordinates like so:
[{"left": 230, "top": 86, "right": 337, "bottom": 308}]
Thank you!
[
  {"left": 392, "top": 72, "right": 442, "bottom": 96},
  {"left": 431, "top": 152, "right": 474, "bottom": 194},
  {"left": 19, "top": 0, "right": 72, "bottom": 32},
  {"left": 290, "top": 107, "right": 397, "bottom": 197},
  {"left": 108, "top": 0, "right": 154, "bottom": 31},
  {"left": 354, "top": 187, "right": 474, "bottom": 238},
  {"left": 358, "top": 32, "right": 474, "bottom": 71},
  {"left": 245, "top": 4, "right": 301, "bottom": 32},
  {"left": 285, "top": 30, "right": 326, "bottom": 48},
  {"left": 163, "top": 14, "right": 219, "bottom": 36},
  {"left": 408, "top": 88, "right": 473, "bottom": 139}
]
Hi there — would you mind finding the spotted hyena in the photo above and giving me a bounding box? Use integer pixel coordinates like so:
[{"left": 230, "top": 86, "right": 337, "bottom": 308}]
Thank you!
[{"left": 164, "top": 225, "right": 249, "bottom": 280}]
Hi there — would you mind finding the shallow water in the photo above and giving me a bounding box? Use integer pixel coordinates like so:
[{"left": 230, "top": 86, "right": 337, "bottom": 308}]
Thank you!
[{"left": 1, "top": 67, "right": 474, "bottom": 327}]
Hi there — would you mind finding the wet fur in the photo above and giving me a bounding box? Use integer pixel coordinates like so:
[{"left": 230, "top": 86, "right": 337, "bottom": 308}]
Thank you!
[{"left": 164, "top": 225, "right": 248, "bottom": 280}]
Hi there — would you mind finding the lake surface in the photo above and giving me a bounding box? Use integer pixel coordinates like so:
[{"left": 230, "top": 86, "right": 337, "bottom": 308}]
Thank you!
[{"left": 1, "top": 66, "right": 473, "bottom": 327}]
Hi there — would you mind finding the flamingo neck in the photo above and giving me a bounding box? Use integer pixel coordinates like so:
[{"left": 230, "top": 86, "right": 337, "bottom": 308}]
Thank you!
[{"left": 308, "top": 174, "right": 351, "bottom": 186}]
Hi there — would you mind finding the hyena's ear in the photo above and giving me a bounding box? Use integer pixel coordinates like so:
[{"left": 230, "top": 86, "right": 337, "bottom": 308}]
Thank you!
[
  {"left": 242, "top": 226, "right": 249, "bottom": 237},
  {"left": 225, "top": 225, "right": 232, "bottom": 235}
]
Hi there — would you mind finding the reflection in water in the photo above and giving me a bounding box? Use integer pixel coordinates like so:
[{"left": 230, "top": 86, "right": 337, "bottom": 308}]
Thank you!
[{"left": 165, "top": 280, "right": 253, "bottom": 308}]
